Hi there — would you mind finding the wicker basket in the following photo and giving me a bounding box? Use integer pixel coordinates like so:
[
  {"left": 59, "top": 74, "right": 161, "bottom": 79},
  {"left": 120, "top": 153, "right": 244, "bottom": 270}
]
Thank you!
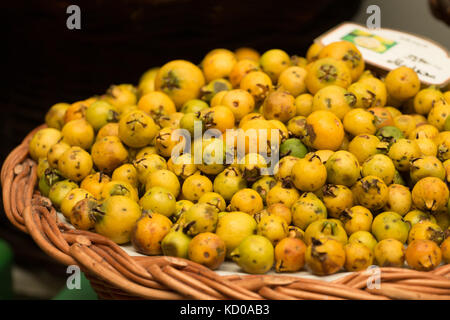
[{"left": 2, "top": 126, "right": 450, "bottom": 300}]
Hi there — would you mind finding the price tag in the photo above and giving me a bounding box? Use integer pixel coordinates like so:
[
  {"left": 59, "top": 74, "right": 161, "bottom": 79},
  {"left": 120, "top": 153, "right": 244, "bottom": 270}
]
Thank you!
[{"left": 316, "top": 22, "right": 450, "bottom": 87}]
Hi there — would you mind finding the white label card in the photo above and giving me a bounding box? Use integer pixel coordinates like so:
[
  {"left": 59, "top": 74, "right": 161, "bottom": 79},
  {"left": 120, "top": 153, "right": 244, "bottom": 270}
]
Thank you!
[{"left": 316, "top": 22, "right": 450, "bottom": 87}]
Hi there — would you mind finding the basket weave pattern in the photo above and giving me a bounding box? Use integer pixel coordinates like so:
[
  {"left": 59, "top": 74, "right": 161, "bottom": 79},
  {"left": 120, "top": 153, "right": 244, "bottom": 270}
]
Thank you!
[{"left": 2, "top": 126, "right": 450, "bottom": 300}]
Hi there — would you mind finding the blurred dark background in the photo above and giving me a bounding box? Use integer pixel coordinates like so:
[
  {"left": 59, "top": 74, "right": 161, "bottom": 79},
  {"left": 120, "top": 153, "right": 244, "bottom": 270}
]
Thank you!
[
  {"left": 2, "top": 0, "right": 362, "bottom": 164},
  {"left": 1, "top": 0, "right": 449, "bottom": 299}
]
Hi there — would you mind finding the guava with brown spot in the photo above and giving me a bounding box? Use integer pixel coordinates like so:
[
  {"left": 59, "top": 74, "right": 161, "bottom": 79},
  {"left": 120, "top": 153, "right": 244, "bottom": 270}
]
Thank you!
[
  {"left": 339, "top": 205, "right": 373, "bottom": 235},
  {"left": 357, "top": 73, "right": 387, "bottom": 108},
  {"left": 291, "top": 192, "right": 327, "bottom": 230},
  {"left": 45, "top": 102, "right": 70, "bottom": 130},
  {"left": 348, "top": 231, "right": 378, "bottom": 252},
  {"left": 239, "top": 71, "right": 273, "bottom": 104},
  {"left": 405, "top": 239, "right": 442, "bottom": 271},
  {"left": 102, "top": 84, "right": 137, "bottom": 112},
  {"left": 171, "top": 200, "right": 194, "bottom": 224},
  {"left": 29, "top": 128, "right": 63, "bottom": 161},
  {"left": 278, "top": 66, "right": 307, "bottom": 97},
  {"left": 60, "top": 188, "right": 93, "bottom": 219},
  {"left": 146, "top": 169, "right": 180, "bottom": 198},
  {"left": 409, "top": 156, "right": 445, "bottom": 184},
  {"left": 344, "top": 242, "right": 373, "bottom": 271},
  {"left": 37, "top": 158, "right": 51, "bottom": 180},
  {"left": 371, "top": 211, "right": 410, "bottom": 243},
  {"left": 58, "top": 146, "right": 93, "bottom": 182},
  {"left": 85, "top": 100, "right": 119, "bottom": 131},
  {"left": 155, "top": 127, "right": 186, "bottom": 158},
  {"left": 267, "top": 203, "right": 292, "bottom": 225},
  {"left": 38, "top": 166, "right": 59, "bottom": 192},
  {"left": 373, "top": 238, "right": 405, "bottom": 267},
  {"left": 236, "top": 153, "right": 269, "bottom": 183},
  {"left": 47, "top": 142, "right": 70, "bottom": 169},
  {"left": 183, "top": 203, "right": 218, "bottom": 237},
  {"left": 303, "top": 110, "right": 344, "bottom": 151},
  {"left": 251, "top": 176, "right": 277, "bottom": 204},
  {"left": 188, "top": 232, "right": 226, "bottom": 270},
  {"left": 275, "top": 237, "right": 306, "bottom": 272},
  {"left": 100, "top": 181, "right": 138, "bottom": 202},
  {"left": 305, "top": 237, "right": 345, "bottom": 276},
  {"left": 325, "top": 151, "right": 360, "bottom": 187},
  {"left": 353, "top": 176, "right": 388, "bottom": 211},
  {"left": 305, "top": 58, "right": 352, "bottom": 95},
  {"left": 274, "top": 156, "right": 300, "bottom": 187},
  {"left": 291, "top": 153, "right": 327, "bottom": 192},
  {"left": 383, "top": 184, "right": 411, "bottom": 216},
  {"left": 140, "top": 186, "right": 176, "bottom": 218},
  {"left": 229, "top": 59, "right": 260, "bottom": 88},
  {"left": 61, "top": 119, "right": 95, "bottom": 150},
  {"left": 259, "top": 49, "right": 291, "bottom": 82},
  {"left": 319, "top": 41, "right": 364, "bottom": 81},
  {"left": 257, "top": 215, "right": 289, "bottom": 245},
  {"left": 155, "top": 60, "right": 205, "bottom": 108},
  {"left": 286, "top": 116, "right": 307, "bottom": 138},
  {"left": 408, "top": 220, "right": 444, "bottom": 245},
  {"left": 230, "top": 235, "right": 274, "bottom": 274},
  {"left": 266, "top": 182, "right": 300, "bottom": 209},
  {"left": 304, "top": 219, "right": 348, "bottom": 245},
  {"left": 70, "top": 197, "right": 98, "bottom": 230},
  {"left": 118, "top": 110, "right": 159, "bottom": 148},
  {"left": 198, "top": 192, "right": 226, "bottom": 213},
  {"left": 319, "top": 184, "right": 354, "bottom": 219},
  {"left": 343, "top": 108, "right": 377, "bottom": 136},
  {"left": 262, "top": 90, "right": 296, "bottom": 123},
  {"left": 404, "top": 210, "right": 436, "bottom": 227},
  {"left": 413, "top": 86, "right": 444, "bottom": 115},
  {"left": 133, "top": 154, "right": 167, "bottom": 185},
  {"left": 91, "top": 136, "right": 129, "bottom": 174},
  {"left": 48, "top": 180, "right": 78, "bottom": 209},
  {"left": 230, "top": 188, "right": 263, "bottom": 216},
  {"left": 202, "top": 49, "right": 236, "bottom": 82},
  {"left": 161, "top": 224, "right": 191, "bottom": 259},
  {"left": 384, "top": 66, "right": 420, "bottom": 101},
  {"left": 361, "top": 154, "right": 395, "bottom": 185},
  {"left": 312, "top": 85, "right": 356, "bottom": 120},
  {"left": 427, "top": 99, "right": 450, "bottom": 131},
  {"left": 436, "top": 131, "right": 450, "bottom": 161},
  {"left": 168, "top": 153, "right": 197, "bottom": 180},
  {"left": 348, "top": 134, "right": 387, "bottom": 165},
  {"left": 220, "top": 89, "right": 255, "bottom": 121},
  {"left": 112, "top": 164, "right": 138, "bottom": 189},
  {"left": 216, "top": 211, "right": 257, "bottom": 258},
  {"left": 131, "top": 211, "right": 172, "bottom": 254},
  {"left": 412, "top": 177, "right": 449, "bottom": 212},
  {"left": 376, "top": 126, "right": 404, "bottom": 147},
  {"left": 199, "top": 106, "right": 235, "bottom": 133},
  {"left": 213, "top": 167, "right": 246, "bottom": 201},
  {"left": 347, "top": 82, "right": 376, "bottom": 109},
  {"left": 64, "top": 100, "right": 89, "bottom": 124},
  {"left": 200, "top": 78, "right": 232, "bottom": 103}
]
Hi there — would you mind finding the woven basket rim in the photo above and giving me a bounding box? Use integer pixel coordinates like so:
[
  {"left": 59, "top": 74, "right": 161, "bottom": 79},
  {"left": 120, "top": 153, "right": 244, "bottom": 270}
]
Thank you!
[{"left": 2, "top": 125, "right": 450, "bottom": 300}]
